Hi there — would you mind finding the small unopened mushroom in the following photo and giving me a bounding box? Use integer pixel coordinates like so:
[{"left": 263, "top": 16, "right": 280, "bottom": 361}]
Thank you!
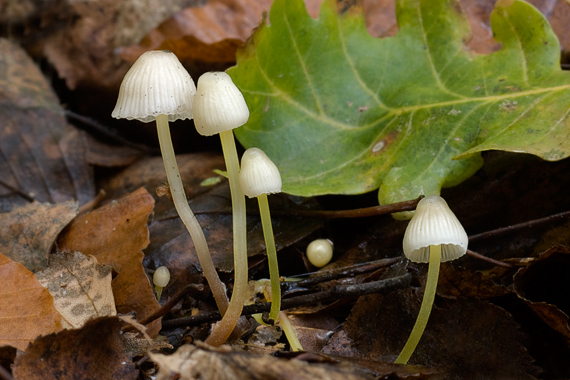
[
  {"left": 395, "top": 195, "right": 467, "bottom": 364},
  {"left": 193, "top": 71, "right": 250, "bottom": 346},
  {"left": 153, "top": 266, "right": 170, "bottom": 301},
  {"left": 112, "top": 51, "right": 228, "bottom": 314},
  {"left": 240, "top": 147, "right": 282, "bottom": 322},
  {"left": 306, "top": 239, "right": 334, "bottom": 268}
]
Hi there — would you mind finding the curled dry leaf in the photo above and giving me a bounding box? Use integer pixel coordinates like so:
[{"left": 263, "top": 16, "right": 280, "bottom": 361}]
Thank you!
[
  {"left": 57, "top": 187, "right": 161, "bottom": 336},
  {"left": 36, "top": 251, "right": 116, "bottom": 329},
  {"left": 0, "top": 254, "right": 62, "bottom": 351},
  {"left": 0, "top": 38, "right": 94, "bottom": 210},
  {"left": 12, "top": 316, "right": 138, "bottom": 380},
  {"left": 151, "top": 343, "right": 376, "bottom": 380},
  {"left": 0, "top": 200, "right": 77, "bottom": 272},
  {"left": 514, "top": 245, "right": 570, "bottom": 341}
]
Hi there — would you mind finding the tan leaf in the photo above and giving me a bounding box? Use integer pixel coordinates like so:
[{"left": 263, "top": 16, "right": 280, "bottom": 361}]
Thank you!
[
  {"left": 0, "top": 254, "right": 62, "bottom": 351},
  {"left": 57, "top": 187, "right": 161, "bottom": 336},
  {"left": 0, "top": 200, "right": 77, "bottom": 272},
  {"left": 36, "top": 251, "right": 116, "bottom": 329}
]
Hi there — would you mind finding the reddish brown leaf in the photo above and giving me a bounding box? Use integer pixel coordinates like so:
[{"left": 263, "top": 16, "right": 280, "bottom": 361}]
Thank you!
[
  {"left": 57, "top": 187, "right": 161, "bottom": 336},
  {"left": 0, "top": 254, "right": 62, "bottom": 351},
  {"left": 0, "top": 200, "right": 77, "bottom": 272},
  {"left": 0, "top": 39, "right": 95, "bottom": 209},
  {"left": 437, "top": 262, "right": 511, "bottom": 299},
  {"left": 12, "top": 316, "right": 138, "bottom": 380}
]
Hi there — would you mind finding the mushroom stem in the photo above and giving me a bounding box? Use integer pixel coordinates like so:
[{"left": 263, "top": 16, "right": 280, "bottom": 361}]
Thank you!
[
  {"left": 205, "top": 129, "right": 248, "bottom": 346},
  {"left": 156, "top": 114, "right": 228, "bottom": 314},
  {"left": 279, "top": 311, "right": 303, "bottom": 352},
  {"left": 395, "top": 244, "right": 441, "bottom": 364},
  {"left": 257, "top": 193, "right": 281, "bottom": 322}
]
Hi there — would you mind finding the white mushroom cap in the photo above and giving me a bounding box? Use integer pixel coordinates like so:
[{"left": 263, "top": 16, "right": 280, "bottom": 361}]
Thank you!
[
  {"left": 306, "top": 239, "right": 334, "bottom": 268},
  {"left": 403, "top": 195, "right": 468, "bottom": 263},
  {"left": 153, "top": 266, "right": 171, "bottom": 288},
  {"left": 193, "top": 72, "right": 249, "bottom": 136},
  {"left": 112, "top": 50, "right": 196, "bottom": 123},
  {"left": 239, "top": 147, "right": 282, "bottom": 198}
]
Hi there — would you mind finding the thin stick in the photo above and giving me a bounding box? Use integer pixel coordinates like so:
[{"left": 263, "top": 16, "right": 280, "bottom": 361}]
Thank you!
[
  {"left": 395, "top": 245, "right": 441, "bottom": 364},
  {"left": 205, "top": 130, "right": 248, "bottom": 346},
  {"left": 466, "top": 249, "right": 513, "bottom": 268},
  {"left": 162, "top": 273, "right": 412, "bottom": 329},
  {"left": 156, "top": 115, "right": 228, "bottom": 314}
]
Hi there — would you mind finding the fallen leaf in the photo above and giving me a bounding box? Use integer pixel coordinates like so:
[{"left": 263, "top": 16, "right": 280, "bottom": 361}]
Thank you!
[
  {"left": 12, "top": 316, "right": 138, "bottom": 380},
  {"left": 229, "top": 0, "right": 570, "bottom": 208},
  {"left": 122, "top": 332, "right": 173, "bottom": 357},
  {"left": 0, "top": 254, "right": 62, "bottom": 351},
  {"left": 0, "top": 200, "right": 77, "bottom": 272},
  {"left": 437, "top": 262, "right": 511, "bottom": 299},
  {"left": 514, "top": 245, "right": 570, "bottom": 340},
  {"left": 36, "top": 251, "right": 116, "bottom": 329},
  {"left": 0, "top": 38, "right": 95, "bottom": 209},
  {"left": 57, "top": 187, "right": 161, "bottom": 336},
  {"left": 323, "top": 291, "right": 538, "bottom": 379},
  {"left": 151, "top": 343, "right": 376, "bottom": 380}
]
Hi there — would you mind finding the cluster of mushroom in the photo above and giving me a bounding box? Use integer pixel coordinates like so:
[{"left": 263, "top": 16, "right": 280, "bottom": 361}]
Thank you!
[
  {"left": 112, "top": 51, "right": 465, "bottom": 363},
  {"left": 112, "top": 51, "right": 290, "bottom": 347}
]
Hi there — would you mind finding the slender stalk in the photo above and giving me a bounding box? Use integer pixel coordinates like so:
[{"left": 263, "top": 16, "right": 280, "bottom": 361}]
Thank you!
[
  {"left": 155, "top": 115, "right": 228, "bottom": 314},
  {"left": 395, "top": 244, "right": 441, "bottom": 364},
  {"left": 257, "top": 193, "right": 281, "bottom": 322},
  {"left": 205, "top": 129, "right": 248, "bottom": 346},
  {"left": 279, "top": 311, "right": 303, "bottom": 352},
  {"left": 154, "top": 285, "right": 163, "bottom": 301}
]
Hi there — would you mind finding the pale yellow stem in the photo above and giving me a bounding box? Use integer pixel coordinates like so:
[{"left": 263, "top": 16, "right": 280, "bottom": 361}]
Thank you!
[
  {"left": 395, "top": 244, "right": 441, "bottom": 364},
  {"left": 205, "top": 130, "right": 248, "bottom": 346},
  {"left": 279, "top": 311, "right": 303, "bottom": 352},
  {"left": 156, "top": 114, "right": 228, "bottom": 314},
  {"left": 258, "top": 193, "right": 281, "bottom": 322}
]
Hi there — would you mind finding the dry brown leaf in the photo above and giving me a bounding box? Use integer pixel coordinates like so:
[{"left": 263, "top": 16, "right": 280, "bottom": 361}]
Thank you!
[
  {"left": 437, "top": 262, "right": 511, "bottom": 299},
  {"left": 36, "top": 251, "right": 116, "bottom": 329},
  {"left": 57, "top": 187, "right": 161, "bottom": 336},
  {"left": 0, "top": 254, "right": 62, "bottom": 351},
  {"left": 151, "top": 343, "right": 376, "bottom": 380},
  {"left": 0, "top": 200, "right": 77, "bottom": 272},
  {"left": 12, "top": 316, "right": 138, "bottom": 380},
  {"left": 0, "top": 38, "right": 95, "bottom": 210}
]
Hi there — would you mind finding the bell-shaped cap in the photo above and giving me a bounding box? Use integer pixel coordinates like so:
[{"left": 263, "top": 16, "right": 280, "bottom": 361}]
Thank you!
[
  {"left": 112, "top": 50, "right": 196, "bottom": 123},
  {"left": 193, "top": 72, "right": 249, "bottom": 136},
  {"left": 403, "top": 195, "right": 468, "bottom": 263},
  {"left": 153, "top": 266, "right": 170, "bottom": 288},
  {"left": 239, "top": 147, "right": 282, "bottom": 198}
]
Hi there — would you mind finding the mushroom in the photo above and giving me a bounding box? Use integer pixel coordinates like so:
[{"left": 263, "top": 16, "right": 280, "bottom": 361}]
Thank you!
[
  {"left": 112, "top": 51, "right": 228, "bottom": 314},
  {"left": 193, "top": 71, "right": 249, "bottom": 346},
  {"left": 153, "top": 266, "right": 170, "bottom": 301},
  {"left": 306, "top": 239, "right": 334, "bottom": 268},
  {"left": 395, "top": 195, "right": 468, "bottom": 364},
  {"left": 239, "top": 147, "right": 282, "bottom": 322}
]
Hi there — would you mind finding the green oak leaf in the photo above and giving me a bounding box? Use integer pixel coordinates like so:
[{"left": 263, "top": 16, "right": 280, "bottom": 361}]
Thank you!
[{"left": 228, "top": 0, "right": 570, "bottom": 209}]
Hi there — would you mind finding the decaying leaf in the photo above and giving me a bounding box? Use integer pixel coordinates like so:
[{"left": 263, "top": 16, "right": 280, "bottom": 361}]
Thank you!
[
  {"left": 122, "top": 332, "right": 173, "bottom": 357},
  {"left": 151, "top": 343, "right": 376, "bottom": 380},
  {"left": 36, "top": 251, "right": 116, "bottom": 329},
  {"left": 0, "top": 254, "right": 62, "bottom": 351},
  {"left": 514, "top": 245, "right": 570, "bottom": 341},
  {"left": 229, "top": 0, "right": 570, "bottom": 208},
  {"left": 437, "top": 262, "right": 511, "bottom": 299},
  {"left": 57, "top": 187, "right": 161, "bottom": 336},
  {"left": 0, "top": 38, "right": 95, "bottom": 210},
  {"left": 0, "top": 200, "right": 77, "bottom": 272},
  {"left": 323, "top": 290, "right": 538, "bottom": 379},
  {"left": 12, "top": 316, "right": 138, "bottom": 380}
]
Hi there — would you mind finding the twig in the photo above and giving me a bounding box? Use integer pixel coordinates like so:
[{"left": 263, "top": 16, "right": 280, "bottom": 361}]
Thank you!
[
  {"left": 466, "top": 249, "right": 513, "bottom": 268},
  {"left": 0, "top": 365, "right": 14, "bottom": 380},
  {"left": 123, "top": 284, "right": 205, "bottom": 332},
  {"left": 285, "top": 257, "right": 401, "bottom": 289},
  {"left": 161, "top": 273, "right": 412, "bottom": 329},
  {"left": 468, "top": 209, "right": 570, "bottom": 243},
  {"left": 65, "top": 110, "right": 159, "bottom": 154},
  {"left": 0, "top": 179, "right": 35, "bottom": 202}
]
